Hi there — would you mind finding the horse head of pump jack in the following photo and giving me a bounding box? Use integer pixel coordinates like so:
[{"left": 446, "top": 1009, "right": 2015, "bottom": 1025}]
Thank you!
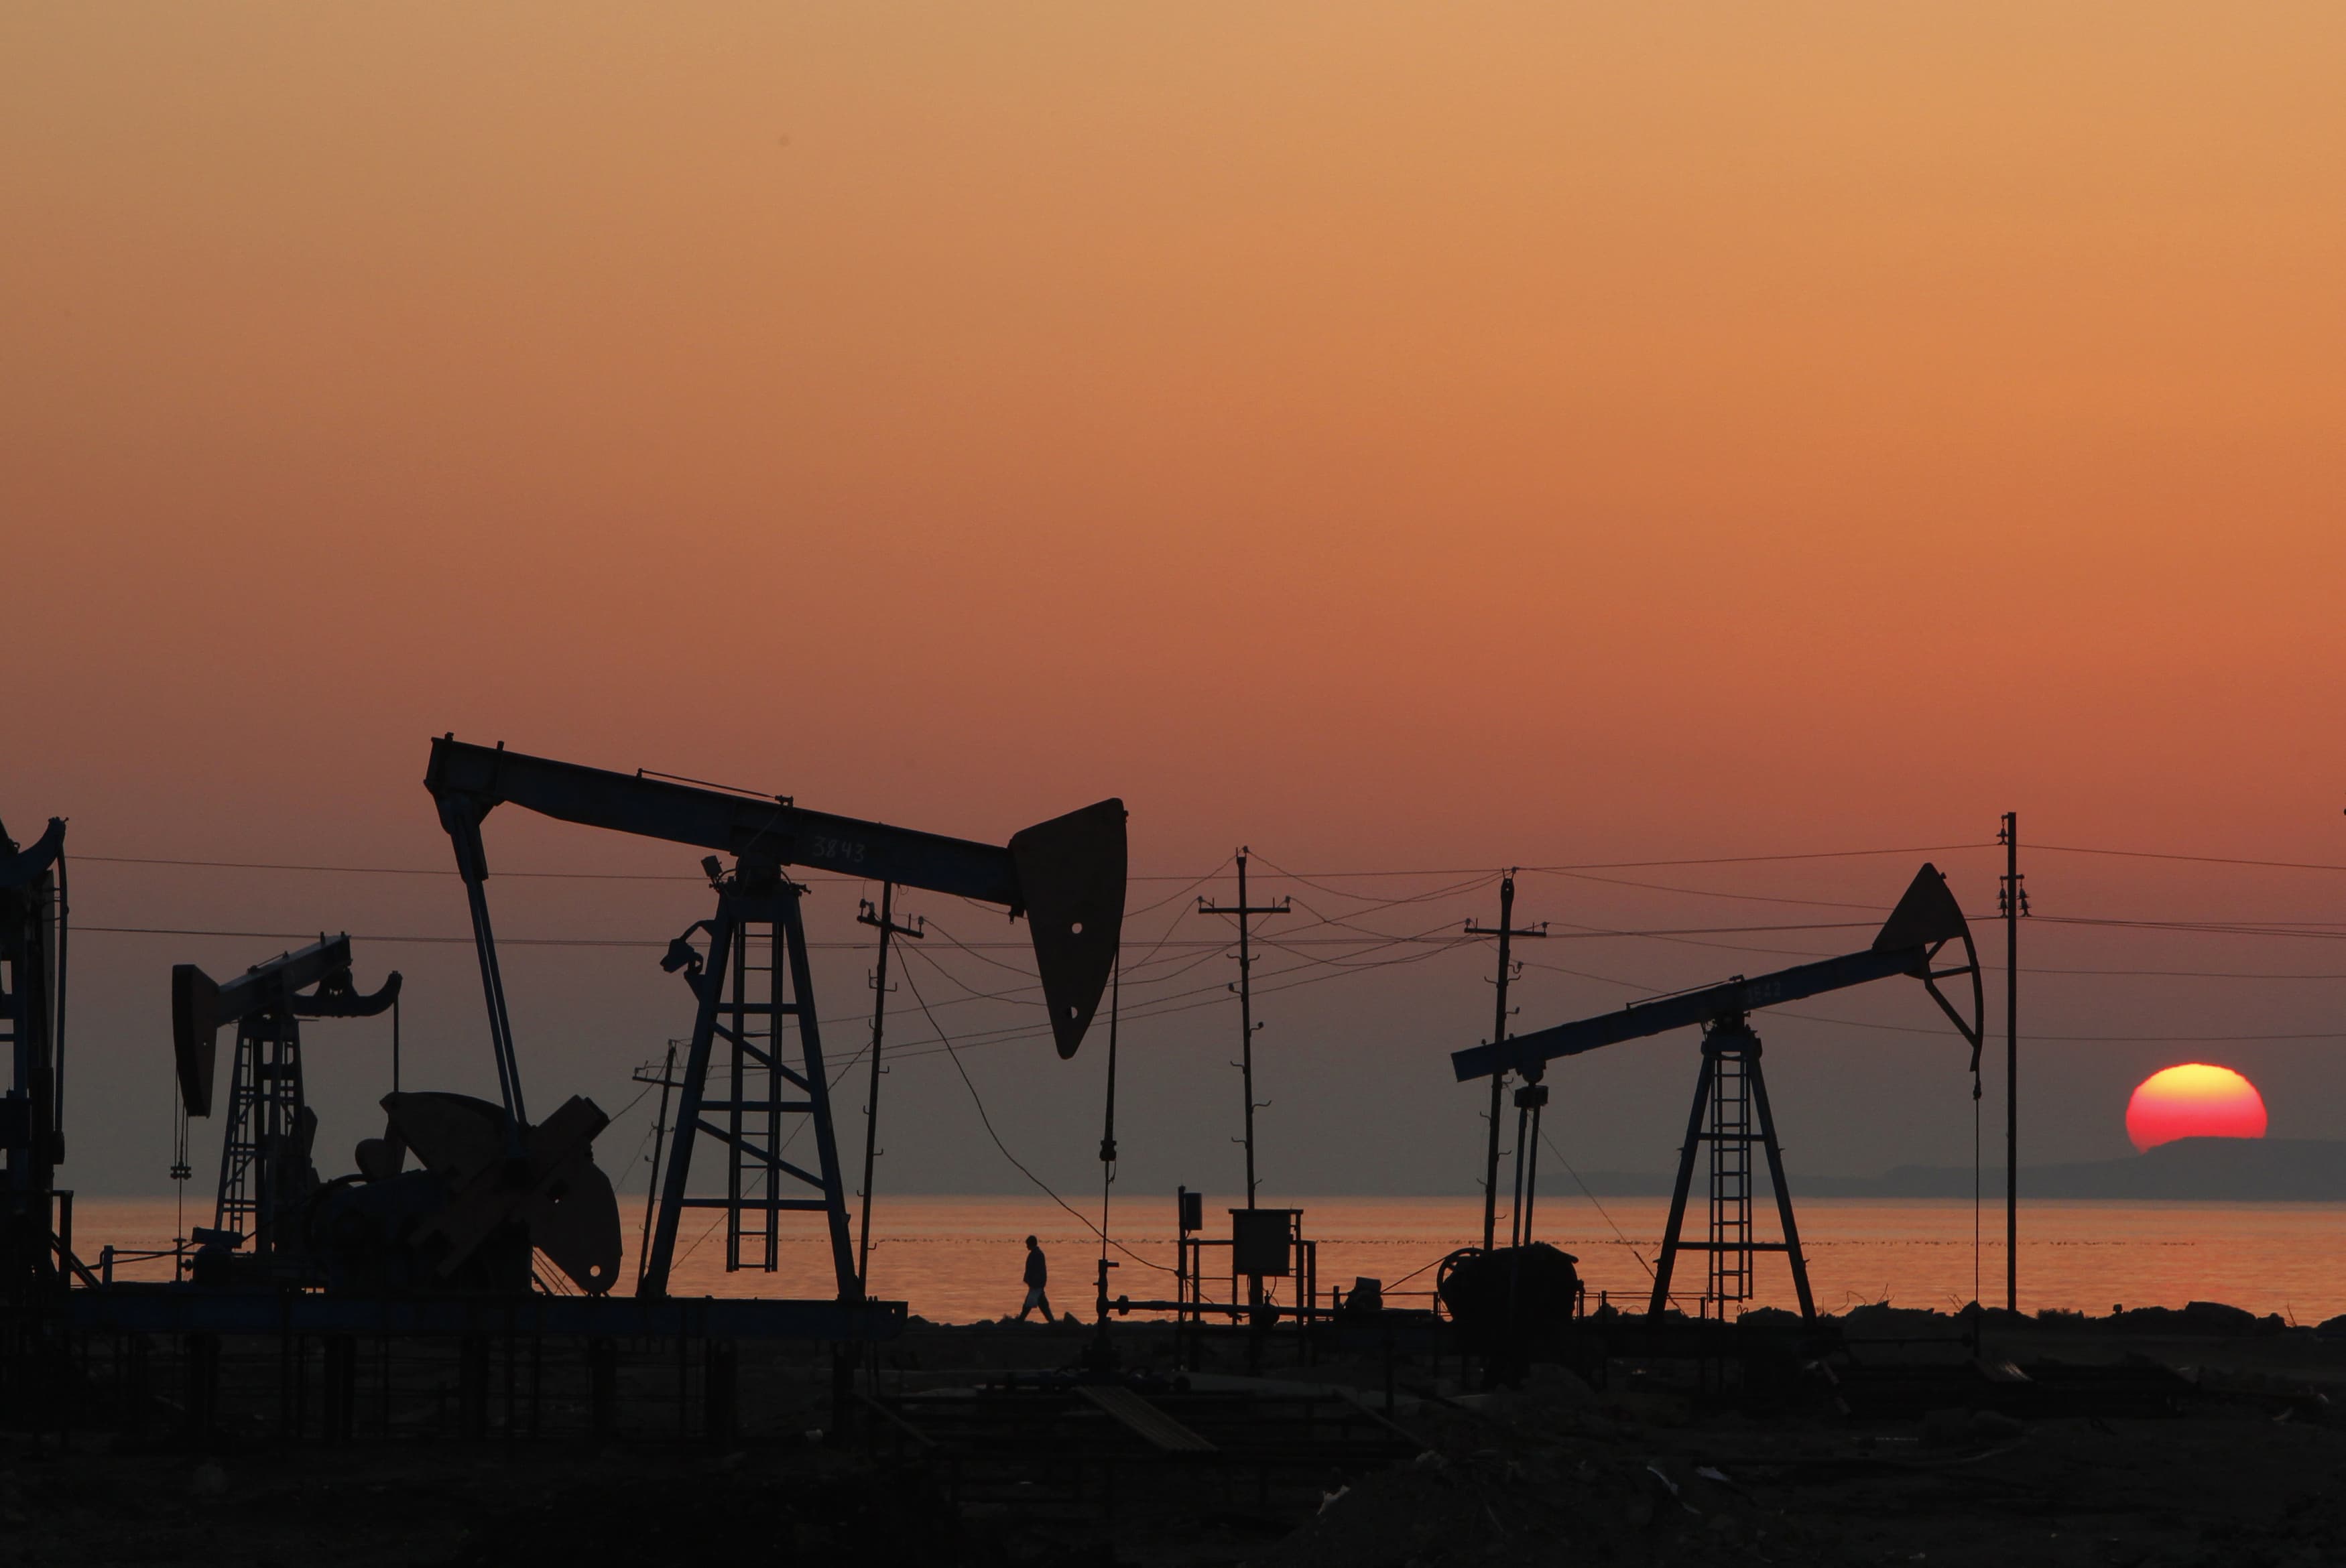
[{"left": 1869, "top": 861, "right": 1987, "bottom": 1072}]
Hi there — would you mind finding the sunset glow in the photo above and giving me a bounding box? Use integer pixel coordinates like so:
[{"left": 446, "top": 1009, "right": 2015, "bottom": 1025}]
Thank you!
[
  {"left": 9, "top": 4, "right": 2346, "bottom": 1201},
  {"left": 2125, "top": 1065, "right": 2268, "bottom": 1153}
]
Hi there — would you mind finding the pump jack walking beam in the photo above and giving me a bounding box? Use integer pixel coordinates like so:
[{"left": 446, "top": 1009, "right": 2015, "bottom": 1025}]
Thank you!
[{"left": 424, "top": 737, "right": 1126, "bottom": 1299}]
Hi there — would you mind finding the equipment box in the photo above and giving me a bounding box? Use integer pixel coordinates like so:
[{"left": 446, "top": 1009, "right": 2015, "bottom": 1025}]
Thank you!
[{"left": 1230, "top": 1207, "right": 1298, "bottom": 1277}]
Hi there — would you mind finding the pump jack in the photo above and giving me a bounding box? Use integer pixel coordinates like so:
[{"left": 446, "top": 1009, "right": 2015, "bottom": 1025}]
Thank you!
[
  {"left": 172, "top": 935, "right": 400, "bottom": 1260},
  {"left": 1450, "top": 864, "right": 1983, "bottom": 1323},
  {"left": 424, "top": 736, "right": 1126, "bottom": 1300},
  {"left": 1, "top": 815, "right": 67, "bottom": 1299}
]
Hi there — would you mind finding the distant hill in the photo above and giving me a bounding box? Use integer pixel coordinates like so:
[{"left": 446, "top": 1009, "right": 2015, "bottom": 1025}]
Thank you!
[
  {"left": 1835, "top": 1138, "right": 2346, "bottom": 1201},
  {"left": 1568, "top": 1138, "right": 2346, "bottom": 1201}
]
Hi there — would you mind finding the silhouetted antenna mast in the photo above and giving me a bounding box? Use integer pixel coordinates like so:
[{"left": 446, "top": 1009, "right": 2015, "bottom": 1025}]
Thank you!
[
  {"left": 855, "top": 884, "right": 924, "bottom": 1295},
  {"left": 1199, "top": 848, "right": 1290, "bottom": 1210},
  {"left": 1465, "top": 870, "right": 1546, "bottom": 1252},
  {"left": 1997, "top": 811, "right": 2029, "bottom": 1313}
]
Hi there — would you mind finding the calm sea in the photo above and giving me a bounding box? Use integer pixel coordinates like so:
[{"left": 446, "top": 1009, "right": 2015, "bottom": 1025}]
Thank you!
[{"left": 67, "top": 1194, "right": 2346, "bottom": 1325}]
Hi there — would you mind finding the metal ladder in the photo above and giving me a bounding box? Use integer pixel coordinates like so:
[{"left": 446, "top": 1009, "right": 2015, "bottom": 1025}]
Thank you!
[
  {"left": 214, "top": 1008, "right": 302, "bottom": 1253},
  {"left": 719, "top": 916, "right": 798, "bottom": 1272},
  {"left": 1707, "top": 1042, "right": 1753, "bottom": 1311},
  {"left": 643, "top": 861, "right": 855, "bottom": 1298},
  {"left": 1649, "top": 1021, "right": 1819, "bottom": 1323}
]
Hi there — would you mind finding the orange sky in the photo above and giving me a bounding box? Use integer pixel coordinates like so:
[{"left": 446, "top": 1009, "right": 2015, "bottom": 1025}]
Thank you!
[{"left": 6, "top": 7, "right": 2346, "bottom": 1203}]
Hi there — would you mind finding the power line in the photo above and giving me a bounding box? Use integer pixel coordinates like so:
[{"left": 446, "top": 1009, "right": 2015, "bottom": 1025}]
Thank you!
[
  {"left": 75, "top": 914, "right": 1915, "bottom": 948},
  {"left": 80, "top": 925, "right": 675, "bottom": 947},
  {"left": 1243, "top": 852, "right": 1497, "bottom": 907},
  {"left": 877, "top": 920, "right": 1479, "bottom": 1064},
  {"left": 2035, "top": 843, "right": 2346, "bottom": 874},
  {"left": 67, "top": 922, "right": 1495, "bottom": 951},
  {"left": 78, "top": 913, "right": 2346, "bottom": 996},
  {"left": 2036, "top": 917, "right": 2346, "bottom": 941},
  {"left": 898, "top": 951, "right": 1175, "bottom": 1277},
  {"left": 1538, "top": 1126, "right": 1654, "bottom": 1281},
  {"left": 1534, "top": 867, "right": 1890, "bottom": 913},
  {"left": 1524, "top": 843, "right": 1991, "bottom": 872},
  {"left": 1505, "top": 954, "right": 2346, "bottom": 1047},
  {"left": 1764, "top": 1009, "right": 2344, "bottom": 1044},
  {"left": 67, "top": 840, "right": 1993, "bottom": 884},
  {"left": 2030, "top": 966, "right": 2346, "bottom": 980},
  {"left": 66, "top": 850, "right": 2346, "bottom": 1066},
  {"left": 74, "top": 836, "right": 2346, "bottom": 890},
  {"left": 1546, "top": 919, "right": 1878, "bottom": 939},
  {"left": 69, "top": 923, "right": 986, "bottom": 950},
  {"left": 64, "top": 919, "right": 2346, "bottom": 1049},
  {"left": 1124, "top": 858, "right": 1235, "bottom": 917},
  {"left": 70, "top": 853, "right": 705, "bottom": 881},
  {"left": 1520, "top": 952, "right": 2346, "bottom": 985}
]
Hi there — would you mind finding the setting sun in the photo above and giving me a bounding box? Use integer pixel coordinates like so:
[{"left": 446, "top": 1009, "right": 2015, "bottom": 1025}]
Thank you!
[{"left": 2125, "top": 1064, "right": 2269, "bottom": 1153}]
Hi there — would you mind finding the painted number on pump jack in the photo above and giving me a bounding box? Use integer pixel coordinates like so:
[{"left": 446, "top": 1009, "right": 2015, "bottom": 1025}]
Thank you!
[{"left": 808, "top": 834, "right": 867, "bottom": 867}]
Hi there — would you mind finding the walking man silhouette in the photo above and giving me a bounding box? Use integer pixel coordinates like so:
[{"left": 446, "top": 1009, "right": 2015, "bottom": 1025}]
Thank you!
[{"left": 1015, "top": 1234, "right": 1053, "bottom": 1322}]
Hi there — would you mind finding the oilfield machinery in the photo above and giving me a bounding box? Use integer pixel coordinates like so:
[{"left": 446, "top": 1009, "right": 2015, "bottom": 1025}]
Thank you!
[
  {"left": 1, "top": 815, "right": 67, "bottom": 1305},
  {"left": 421, "top": 736, "right": 1127, "bottom": 1302},
  {"left": 173, "top": 935, "right": 401, "bottom": 1269},
  {"left": 9, "top": 746, "right": 2007, "bottom": 1449},
  {"left": 126, "top": 734, "right": 1123, "bottom": 1310},
  {"left": 0, "top": 736, "right": 1122, "bottom": 1447},
  {"left": 1441, "top": 862, "right": 1984, "bottom": 1344}
]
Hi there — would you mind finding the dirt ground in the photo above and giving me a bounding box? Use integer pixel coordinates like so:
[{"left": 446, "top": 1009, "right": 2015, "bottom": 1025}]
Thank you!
[
  {"left": 0, "top": 1440, "right": 971, "bottom": 1568},
  {"left": 1278, "top": 1366, "right": 2346, "bottom": 1568},
  {"left": 10, "top": 1311, "right": 2346, "bottom": 1567}
]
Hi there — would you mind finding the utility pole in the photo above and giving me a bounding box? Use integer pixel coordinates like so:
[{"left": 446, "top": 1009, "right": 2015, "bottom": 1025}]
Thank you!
[
  {"left": 1465, "top": 871, "right": 1547, "bottom": 1252},
  {"left": 1199, "top": 848, "right": 1290, "bottom": 1210},
  {"left": 1095, "top": 961, "right": 1122, "bottom": 1353},
  {"left": 1099, "top": 961, "right": 1120, "bottom": 1238},
  {"left": 855, "top": 884, "right": 922, "bottom": 1297},
  {"left": 631, "top": 1044, "right": 682, "bottom": 1296},
  {"left": 1997, "top": 812, "right": 2028, "bottom": 1313}
]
